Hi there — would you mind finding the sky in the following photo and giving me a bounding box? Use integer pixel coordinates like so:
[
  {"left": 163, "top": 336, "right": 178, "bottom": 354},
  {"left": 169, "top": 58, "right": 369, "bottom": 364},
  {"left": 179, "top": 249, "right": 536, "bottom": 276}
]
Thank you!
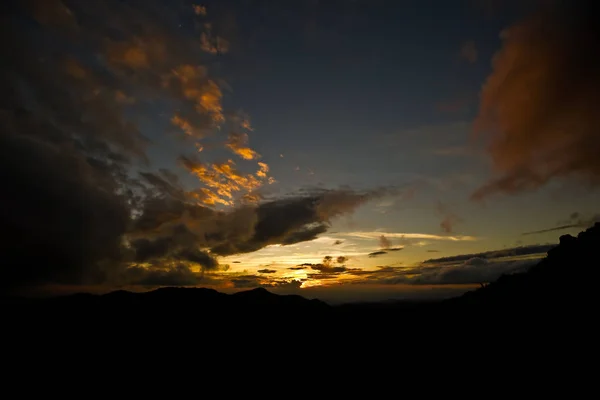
[{"left": 2, "top": 0, "right": 599, "bottom": 304}]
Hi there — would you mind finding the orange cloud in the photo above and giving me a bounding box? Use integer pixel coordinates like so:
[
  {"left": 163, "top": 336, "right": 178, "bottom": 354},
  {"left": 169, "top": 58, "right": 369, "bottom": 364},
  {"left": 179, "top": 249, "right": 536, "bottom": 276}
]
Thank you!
[
  {"left": 180, "top": 157, "right": 271, "bottom": 206},
  {"left": 200, "top": 32, "right": 230, "bottom": 55},
  {"left": 226, "top": 132, "right": 260, "bottom": 160},
  {"left": 472, "top": 2, "right": 600, "bottom": 200},
  {"left": 168, "top": 65, "right": 224, "bottom": 125},
  {"left": 193, "top": 5, "right": 207, "bottom": 16},
  {"left": 106, "top": 41, "right": 151, "bottom": 69},
  {"left": 256, "top": 162, "right": 269, "bottom": 178},
  {"left": 171, "top": 114, "right": 197, "bottom": 137}
]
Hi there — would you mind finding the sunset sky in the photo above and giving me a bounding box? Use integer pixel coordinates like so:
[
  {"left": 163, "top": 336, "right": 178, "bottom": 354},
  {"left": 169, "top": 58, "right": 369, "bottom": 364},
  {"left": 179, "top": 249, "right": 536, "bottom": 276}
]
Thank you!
[{"left": 2, "top": 0, "right": 599, "bottom": 303}]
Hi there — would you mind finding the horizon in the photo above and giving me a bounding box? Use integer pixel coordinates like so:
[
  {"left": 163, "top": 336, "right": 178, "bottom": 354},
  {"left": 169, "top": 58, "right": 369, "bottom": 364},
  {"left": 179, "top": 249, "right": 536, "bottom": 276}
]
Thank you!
[{"left": 2, "top": 0, "right": 599, "bottom": 304}]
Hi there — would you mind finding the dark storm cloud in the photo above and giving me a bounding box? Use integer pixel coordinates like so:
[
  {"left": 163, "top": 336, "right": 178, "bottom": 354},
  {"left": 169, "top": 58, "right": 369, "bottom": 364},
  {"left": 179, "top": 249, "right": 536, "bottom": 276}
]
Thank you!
[
  {"left": 522, "top": 213, "right": 600, "bottom": 236},
  {"left": 1, "top": 0, "right": 392, "bottom": 293},
  {"left": 0, "top": 0, "right": 236, "bottom": 292},
  {"left": 422, "top": 244, "right": 555, "bottom": 264},
  {"left": 472, "top": 0, "right": 600, "bottom": 199},
  {"left": 0, "top": 128, "right": 131, "bottom": 290},
  {"left": 204, "top": 188, "right": 391, "bottom": 256},
  {"left": 129, "top": 186, "right": 386, "bottom": 273}
]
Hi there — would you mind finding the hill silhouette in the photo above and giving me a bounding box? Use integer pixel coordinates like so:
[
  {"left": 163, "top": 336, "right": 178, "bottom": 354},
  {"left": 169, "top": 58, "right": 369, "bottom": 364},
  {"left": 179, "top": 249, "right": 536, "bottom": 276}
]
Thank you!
[{"left": 4, "top": 223, "right": 598, "bottom": 334}]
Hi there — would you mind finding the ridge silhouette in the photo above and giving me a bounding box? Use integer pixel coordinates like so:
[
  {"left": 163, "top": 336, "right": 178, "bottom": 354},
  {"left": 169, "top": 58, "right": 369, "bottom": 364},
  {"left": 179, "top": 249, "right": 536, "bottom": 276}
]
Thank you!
[{"left": 4, "top": 223, "right": 598, "bottom": 334}]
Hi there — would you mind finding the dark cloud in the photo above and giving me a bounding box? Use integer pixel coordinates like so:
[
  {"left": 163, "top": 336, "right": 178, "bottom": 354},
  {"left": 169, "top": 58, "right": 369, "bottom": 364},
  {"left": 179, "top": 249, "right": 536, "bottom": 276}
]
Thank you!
[
  {"left": 297, "top": 256, "right": 359, "bottom": 277},
  {"left": 368, "top": 251, "right": 387, "bottom": 258},
  {"left": 422, "top": 244, "right": 555, "bottom": 264},
  {"left": 0, "top": 0, "right": 237, "bottom": 292},
  {"left": 230, "top": 275, "right": 303, "bottom": 290},
  {"left": 472, "top": 1, "right": 600, "bottom": 199},
  {"left": 121, "top": 265, "right": 200, "bottom": 287},
  {"left": 336, "top": 256, "right": 348, "bottom": 264},
  {"left": 0, "top": 130, "right": 131, "bottom": 290},
  {"left": 333, "top": 240, "right": 344, "bottom": 245},
  {"left": 205, "top": 188, "right": 390, "bottom": 256},
  {"left": 1, "top": 1, "right": 391, "bottom": 294},
  {"left": 231, "top": 277, "right": 261, "bottom": 289},
  {"left": 522, "top": 213, "right": 600, "bottom": 235},
  {"left": 348, "top": 256, "right": 539, "bottom": 285},
  {"left": 257, "top": 269, "right": 277, "bottom": 274}
]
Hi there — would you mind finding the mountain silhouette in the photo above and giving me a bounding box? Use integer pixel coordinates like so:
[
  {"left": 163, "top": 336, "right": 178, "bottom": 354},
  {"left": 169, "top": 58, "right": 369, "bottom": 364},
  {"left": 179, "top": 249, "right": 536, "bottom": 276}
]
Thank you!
[
  {"left": 453, "top": 222, "right": 598, "bottom": 308},
  {"left": 4, "top": 224, "right": 598, "bottom": 335}
]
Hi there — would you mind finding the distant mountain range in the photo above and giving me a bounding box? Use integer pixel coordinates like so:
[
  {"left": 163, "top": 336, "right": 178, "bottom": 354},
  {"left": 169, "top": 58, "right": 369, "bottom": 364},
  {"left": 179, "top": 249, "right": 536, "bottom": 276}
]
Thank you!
[{"left": 4, "top": 223, "right": 598, "bottom": 332}]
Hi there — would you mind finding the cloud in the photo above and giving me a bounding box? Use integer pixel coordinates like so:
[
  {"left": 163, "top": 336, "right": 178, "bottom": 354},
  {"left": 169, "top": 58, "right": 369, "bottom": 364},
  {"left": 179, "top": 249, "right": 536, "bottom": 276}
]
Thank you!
[
  {"left": 436, "top": 202, "right": 463, "bottom": 234},
  {"left": 121, "top": 264, "right": 201, "bottom": 287},
  {"left": 472, "top": 1, "right": 600, "bottom": 199},
  {"left": 3, "top": 0, "right": 356, "bottom": 293},
  {"left": 131, "top": 187, "right": 388, "bottom": 264},
  {"left": 368, "top": 251, "right": 387, "bottom": 258},
  {"left": 333, "top": 240, "right": 344, "bottom": 245},
  {"left": 348, "top": 257, "right": 539, "bottom": 286},
  {"left": 422, "top": 243, "right": 555, "bottom": 264},
  {"left": 387, "top": 247, "right": 403, "bottom": 252},
  {"left": 460, "top": 40, "right": 478, "bottom": 63},
  {"left": 345, "top": 232, "right": 477, "bottom": 242},
  {"left": 522, "top": 213, "right": 600, "bottom": 235},
  {"left": 230, "top": 274, "right": 303, "bottom": 289},
  {"left": 226, "top": 132, "right": 260, "bottom": 160},
  {"left": 193, "top": 5, "right": 207, "bottom": 16},
  {"left": 292, "top": 256, "right": 360, "bottom": 280},
  {"left": 180, "top": 157, "right": 270, "bottom": 206},
  {"left": 378, "top": 235, "right": 392, "bottom": 249},
  {"left": 257, "top": 269, "right": 277, "bottom": 274},
  {"left": 336, "top": 256, "right": 348, "bottom": 264}
]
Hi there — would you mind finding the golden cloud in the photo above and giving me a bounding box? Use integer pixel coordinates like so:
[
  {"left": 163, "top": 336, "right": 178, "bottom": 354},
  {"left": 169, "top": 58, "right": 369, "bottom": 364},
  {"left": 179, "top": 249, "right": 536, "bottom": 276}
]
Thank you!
[
  {"left": 226, "top": 132, "right": 260, "bottom": 160},
  {"left": 171, "top": 114, "right": 197, "bottom": 137},
  {"left": 181, "top": 157, "right": 271, "bottom": 206}
]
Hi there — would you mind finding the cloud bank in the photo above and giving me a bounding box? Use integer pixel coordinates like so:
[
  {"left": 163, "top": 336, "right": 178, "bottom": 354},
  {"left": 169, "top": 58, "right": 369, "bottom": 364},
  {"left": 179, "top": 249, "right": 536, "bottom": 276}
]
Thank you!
[
  {"left": 0, "top": 0, "right": 387, "bottom": 293},
  {"left": 472, "top": 1, "right": 600, "bottom": 199}
]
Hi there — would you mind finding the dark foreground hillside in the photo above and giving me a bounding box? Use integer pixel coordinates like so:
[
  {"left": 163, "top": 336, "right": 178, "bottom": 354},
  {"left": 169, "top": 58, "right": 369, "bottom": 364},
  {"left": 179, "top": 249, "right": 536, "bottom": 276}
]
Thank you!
[{"left": 3, "top": 224, "right": 599, "bottom": 335}]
